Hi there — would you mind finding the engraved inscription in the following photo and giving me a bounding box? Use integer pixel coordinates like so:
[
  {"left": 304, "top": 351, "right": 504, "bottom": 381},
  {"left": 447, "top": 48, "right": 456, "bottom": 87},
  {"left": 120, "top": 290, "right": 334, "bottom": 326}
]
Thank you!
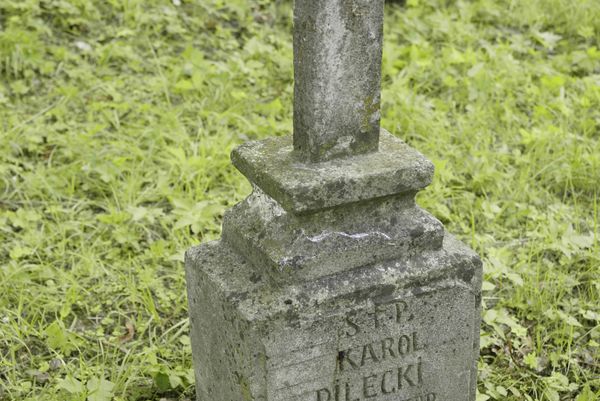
[
  {"left": 267, "top": 287, "right": 475, "bottom": 401},
  {"left": 341, "top": 301, "right": 413, "bottom": 338},
  {"left": 316, "top": 300, "right": 433, "bottom": 401},
  {"left": 337, "top": 332, "right": 423, "bottom": 371},
  {"left": 315, "top": 385, "right": 436, "bottom": 401},
  {"left": 317, "top": 355, "right": 426, "bottom": 400}
]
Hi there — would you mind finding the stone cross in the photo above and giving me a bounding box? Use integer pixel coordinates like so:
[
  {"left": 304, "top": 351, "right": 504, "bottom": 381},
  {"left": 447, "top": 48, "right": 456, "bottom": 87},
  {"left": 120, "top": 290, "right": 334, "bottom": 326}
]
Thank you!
[
  {"left": 185, "top": 2, "right": 482, "bottom": 401},
  {"left": 293, "top": 0, "right": 384, "bottom": 162}
]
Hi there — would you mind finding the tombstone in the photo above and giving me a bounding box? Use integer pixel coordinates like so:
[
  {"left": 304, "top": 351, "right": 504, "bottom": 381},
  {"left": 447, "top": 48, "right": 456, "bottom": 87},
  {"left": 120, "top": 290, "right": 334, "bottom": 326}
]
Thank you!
[{"left": 185, "top": 1, "right": 482, "bottom": 401}]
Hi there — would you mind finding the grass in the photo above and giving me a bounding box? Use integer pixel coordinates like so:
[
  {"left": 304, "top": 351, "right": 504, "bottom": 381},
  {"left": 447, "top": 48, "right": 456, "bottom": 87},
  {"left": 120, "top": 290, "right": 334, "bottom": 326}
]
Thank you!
[{"left": 0, "top": 0, "right": 598, "bottom": 400}]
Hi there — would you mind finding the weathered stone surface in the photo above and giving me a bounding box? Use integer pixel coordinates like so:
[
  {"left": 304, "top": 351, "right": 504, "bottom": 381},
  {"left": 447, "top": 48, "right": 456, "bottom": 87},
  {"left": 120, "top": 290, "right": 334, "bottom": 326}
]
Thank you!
[
  {"left": 186, "top": 0, "right": 482, "bottom": 398},
  {"left": 188, "top": 127, "right": 482, "bottom": 401},
  {"left": 231, "top": 130, "right": 434, "bottom": 214},
  {"left": 293, "top": 0, "right": 384, "bottom": 162},
  {"left": 187, "top": 131, "right": 482, "bottom": 400},
  {"left": 222, "top": 187, "right": 444, "bottom": 281},
  {"left": 185, "top": 234, "right": 482, "bottom": 401}
]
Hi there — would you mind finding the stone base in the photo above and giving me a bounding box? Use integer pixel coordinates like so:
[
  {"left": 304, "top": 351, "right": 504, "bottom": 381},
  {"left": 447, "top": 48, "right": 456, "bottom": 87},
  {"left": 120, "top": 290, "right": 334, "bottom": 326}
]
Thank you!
[
  {"left": 186, "top": 131, "right": 482, "bottom": 401},
  {"left": 230, "top": 130, "right": 434, "bottom": 214},
  {"left": 185, "top": 234, "right": 481, "bottom": 401},
  {"left": 221, "top": 187, "right": 444, "bottom": 281}
]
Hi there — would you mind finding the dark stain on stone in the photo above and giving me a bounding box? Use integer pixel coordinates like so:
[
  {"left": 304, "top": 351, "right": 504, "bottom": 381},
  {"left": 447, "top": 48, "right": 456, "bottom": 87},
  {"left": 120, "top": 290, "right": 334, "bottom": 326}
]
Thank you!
[
  {"left": 249, "top": 272, "right": 261, "bottom": 283},
  {"left": 284, "top": 308, "right": 301, "bottom": 328},
  {"left": 228, "top": 291, "right": 249, "bottom": 303},
  {"left": 457, "top": 263, "right": 475, "bottom": 284},
  {"left": 410, "top": 226, "right": 425, "bottom": 239},
  {"left": 372, "top": 284, "right": 396, "bottom": 301},
  {"left": 282, "top": 255, "right": 305, "bottom": 270},
  {"left": 337, "top": 350, "right": 346, "bottom": 366}
]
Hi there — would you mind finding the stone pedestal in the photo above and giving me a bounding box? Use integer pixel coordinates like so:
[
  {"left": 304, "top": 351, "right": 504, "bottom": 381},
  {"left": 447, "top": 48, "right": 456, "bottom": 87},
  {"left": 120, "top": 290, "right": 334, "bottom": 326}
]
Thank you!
[{"left": 185, "top": 130, "right": 482, "bottom": 401}]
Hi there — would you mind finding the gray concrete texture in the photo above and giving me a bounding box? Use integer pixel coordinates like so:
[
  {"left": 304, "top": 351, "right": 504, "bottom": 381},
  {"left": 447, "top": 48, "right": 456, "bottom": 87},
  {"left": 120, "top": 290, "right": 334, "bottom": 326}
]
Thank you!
[
  {"left": 293, "top": 0, "right": 384, "bottom": 162},
  {"left": 186, "top": 129, "right": 482, "bottom": 400},
  {"left": 231, "top": 130, "right": 434, "bottom": 214},
  {"left": 185, "top": 0, "right": 482, "bottom": 399},
  {"left": 186, "top": 234, "right": 481, "bottom": 401}
]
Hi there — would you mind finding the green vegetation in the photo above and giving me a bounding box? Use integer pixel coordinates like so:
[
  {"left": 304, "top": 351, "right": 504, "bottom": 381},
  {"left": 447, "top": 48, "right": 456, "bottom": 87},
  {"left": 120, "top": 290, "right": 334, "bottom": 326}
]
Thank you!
[{"left": 0, "top": 0, "right": 598, "bottom": 400}]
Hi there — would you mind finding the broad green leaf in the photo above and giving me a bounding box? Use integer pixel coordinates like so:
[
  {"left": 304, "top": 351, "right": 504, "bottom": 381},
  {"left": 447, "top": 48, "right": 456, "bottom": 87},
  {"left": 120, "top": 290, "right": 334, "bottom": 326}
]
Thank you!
[
  {"left": 575, "top": 385, "right": 594, "bottom": 401},
  {"left": 45, "top": 321, "right": 76, "bottom": 355},
  {"left": 57, "top": 376, "right": 85, "bottom": 394},
  {"left": 86, "top": 377, "right": 114, "bottom": 401},
  {"left": 154, "top": 372, "right": 171, "bottom": 391}
]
